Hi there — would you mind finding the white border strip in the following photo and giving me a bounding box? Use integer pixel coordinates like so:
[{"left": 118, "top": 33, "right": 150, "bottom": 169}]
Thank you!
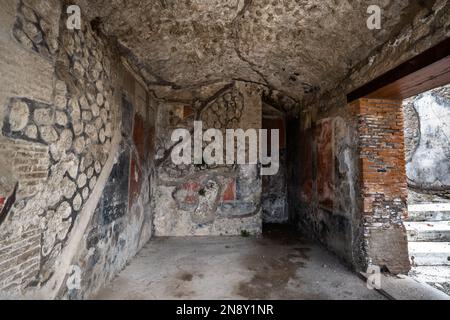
[{"left": 409, "top": 203, "right": 450, "bottom": 212}]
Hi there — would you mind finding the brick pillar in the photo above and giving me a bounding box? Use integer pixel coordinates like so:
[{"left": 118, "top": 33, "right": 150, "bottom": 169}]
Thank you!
[{"left": 353, "top": 98, "right": 411, "bottom": 274}]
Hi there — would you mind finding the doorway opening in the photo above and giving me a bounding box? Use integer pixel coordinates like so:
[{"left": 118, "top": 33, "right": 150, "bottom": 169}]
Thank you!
[
  {"left": 348, "top": 37, "right": 450, "bottom": 294},
  {"left": 262, "top": 103, "right": 288, "bottom": 226},
  {"left": 403, "top": 84, "right": 450, "bottom": 296}
]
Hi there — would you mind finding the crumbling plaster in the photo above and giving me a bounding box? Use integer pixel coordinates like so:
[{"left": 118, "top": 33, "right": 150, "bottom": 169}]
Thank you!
[
  {"left": 152, "top": 81, "right": 263, "bottom": 236},
  {"left": 71, "top": 0, "right": 432, "bottom": 101},
  {"left": 0, "top": 0, "right": 449, "bottom": 299},
  {"left": 0, "top": 0, "right": 156, "bottom": 299},
  {"left": 293, "top": 0, "right": 449, "bottom": 273}
]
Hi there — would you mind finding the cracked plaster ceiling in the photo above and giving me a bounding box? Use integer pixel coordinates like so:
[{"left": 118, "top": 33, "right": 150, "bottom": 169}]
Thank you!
[{"left": 74, "top": 0, "right": 431, "bottom": 100}]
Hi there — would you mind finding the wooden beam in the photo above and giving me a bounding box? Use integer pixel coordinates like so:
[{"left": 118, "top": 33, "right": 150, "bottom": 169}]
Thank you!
[{"left": 347, "top": 37, "right": 450, "bottom": 102}]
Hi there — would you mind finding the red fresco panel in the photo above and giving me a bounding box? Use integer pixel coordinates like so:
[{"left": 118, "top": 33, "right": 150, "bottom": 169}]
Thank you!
[{"left": 316, "top": 119, "right": 334, "bottom": 209}]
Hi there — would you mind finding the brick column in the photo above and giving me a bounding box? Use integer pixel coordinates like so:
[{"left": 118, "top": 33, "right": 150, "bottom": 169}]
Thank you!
[{"left": 353, "top": 98, "right": 411, "bottom": 274}]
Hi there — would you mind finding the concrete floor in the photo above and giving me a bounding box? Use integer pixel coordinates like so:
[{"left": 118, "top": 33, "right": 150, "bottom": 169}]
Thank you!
[{"left": 95, "top": 226, "right": 385, "bottom": 300}]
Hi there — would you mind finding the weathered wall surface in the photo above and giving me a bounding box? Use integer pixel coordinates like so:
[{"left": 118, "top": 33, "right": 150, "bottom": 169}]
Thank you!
[
  {"left": 404, "top": 85, "right": 450, "bottom": 204},
  {"left": 71, "top": 0, "right": 434, "bottom": 102},
  {"left": 292, "top": 0, "right": 449, "bottom": 274},
  {"left": 262, "top": 103, "right": 287, "bottom": 224},
  {"left": 294, "top": 98, "right": 410, "bottom": 274},
  {"left": 152, "top": 81, "right": 263, "bottom": 236},
  {"left": 294, "top": 99, "right": 360, "bottom": 267},
  {"left": 0, "top": 0, "right": 448, "bottom": 298},
  {"left": 354, "top": 99, "right": 410, "bottom": 274},
  {"left": 62, "top": 68, "right": 156, "bottom": 299},
  {"left": 0, "top": 1, "right": 155, "bottom": 299}
]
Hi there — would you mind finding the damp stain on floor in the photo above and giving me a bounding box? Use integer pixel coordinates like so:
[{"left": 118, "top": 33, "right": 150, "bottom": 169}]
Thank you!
[{"left": 95, "top": 226, "right": 385, "bottom": 300}]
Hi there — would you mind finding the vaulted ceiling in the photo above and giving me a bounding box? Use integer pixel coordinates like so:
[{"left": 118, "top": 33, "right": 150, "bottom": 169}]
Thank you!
[{"left": 74, "top": 0, "right": 431, "bottom": 99}]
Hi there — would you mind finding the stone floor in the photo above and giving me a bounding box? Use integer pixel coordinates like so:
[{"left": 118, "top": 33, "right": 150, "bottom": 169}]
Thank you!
[
  {"left": 95, "top": 226, "right": 384, "bottom": 300},
  {"left": 410, "top": 266, "right": 450, "bottom": 296}
]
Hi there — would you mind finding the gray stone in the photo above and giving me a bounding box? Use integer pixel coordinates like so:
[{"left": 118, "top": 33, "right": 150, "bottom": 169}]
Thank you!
[
  {"left": 90, "top": 69, "right": 100, "bottom": 81},
  {"left": 34, "top": 108, "right": 54, "bottom": 126},
  {"left": 82, "top": 187, "right": 90, "bottom": 200},
  {"left": 25, "top": 124, "right": 38, "bottom": 139},
  {"left": 74, "top": 137, "right": 86, "bottom": 154},
  {"left": 73, "top": 121, "right": 84, "bottom": 136},
  {"left": 96, "top": 93, "right": 104, "bottom": 106},
  {"left": 39, "top": 19, "right": 51, "bottom": 37},
  {"left": 91, "top": 104, "right": 100, "bottom": 117},
  {"left": 57, "top": 201, "right": 73, "bottom": 220},
  {"left": 73, "top": 61, "right": 85, "bottom": 78},
  {"left": 66, "top": 154, "right": 79, "bottom": 180},
  {"left": 95, "top": 117, "right": 103, "bottom": 130},
  {"left": 55, "top": 80, "right": 68, "bottom": 97},
  {"left": 94, "top": 161, "right": 102, "bottom": 174},
  {"left": 99, "top": 128, "right": 106, "bottom": 144},
  {"left": 81, "top": 57, "right": 89, "bottom": 70},
  {"left": 87, "top": 167, "right": 94, "bottom": 179},
  {"left": 48, "top": 37, "right": 59, "bottom": 55},
  {"left": 87, "top": 91, "right": 96, "bottom": 105},
  {"left": 57, "top": 217, "right": 72, "bottom": 241},
  {"left": 85, "top": 123, "right": 98, "bottom": 142},
  {"left": 55, "top": 95, "right": 67, "bottom": 110},
  {"left": 9, "top": 100, "right": 30, "bottom": 131},
  {"left": 73, "top": 32, "right": 81, "bottom": 46},
  {"left": 39, "top": 126, "right": 58, "bottom": 144},
  {"left": 100, "top": 151, "right": 108, "bottom": 165},
  {"left": 60, "top": 129, "right": 73, "bottom": 151},
  {"left": 104, "top": 101, "right": 110, "bottom": 111},
  {"left": 103, "top": 60, "right": 111, "bottom": 77},
  {"left": 63, "top": 177, "right": 77, "bottom": 200},
  {"left": 64, "top": 33, "right": 75, "bottom": 55},
  {"left": 42, "top": 211, "right": 57, "bottom": 257},
  {"left": 100, "top": 109, "right": 108, "bottom": 125},
  {"left": 55, "top": 111, "right": 68, "bottom": 127},
  {"left": 23, "top": 21, "right": 43, "bottom": 44},
  {"left": 96, "top": 80, "right": 104, "bottom": 92},
  {"left": 79, "top": 95, "right": 90, "bottom": 111},
  {"left": 73, "top": 193, "right": 83, "bottom": 211},
  {"left": 77, "top": 173, "right": 87, "bottom": 188},
  {"left": 69, "top": 98, "right": 81, "bottom": 121},
  {"left": 79, "top": 157, "right": 86, "bottom": 173},
  {"left": 192, "top": 180, "right": 220, "bottom": 224},
  {"left": 82, "top": 111, "right": 93, "bottom": 122},
  {"left": 50, "top": 129, "right": 73, "bottom": 161},
  {"left": 93, "top": 61, "right": 103, "bottom": 73}
]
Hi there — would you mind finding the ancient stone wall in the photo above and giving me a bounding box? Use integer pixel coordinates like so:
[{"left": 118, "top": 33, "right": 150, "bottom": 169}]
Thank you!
[
  {"left": 295, "top": 97, "right": 410, "bottom": 274},
  {"left": 0, "top": 1, "right": 155, "bottom": 299},
  {"left": 404, "top": 85, "right": 450, "bottom": 204},
  {"left": 293, "top": 0, "right": 449, "bottom": 273},
  {"left": 61, "top": 67, "right": 156, "bottom": 299},
  {"left": 152, "top": 81, "right": 263, "bottom": 236},
  {"left": 295, "top": 97, "right": 360, "bottom": 267}
]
